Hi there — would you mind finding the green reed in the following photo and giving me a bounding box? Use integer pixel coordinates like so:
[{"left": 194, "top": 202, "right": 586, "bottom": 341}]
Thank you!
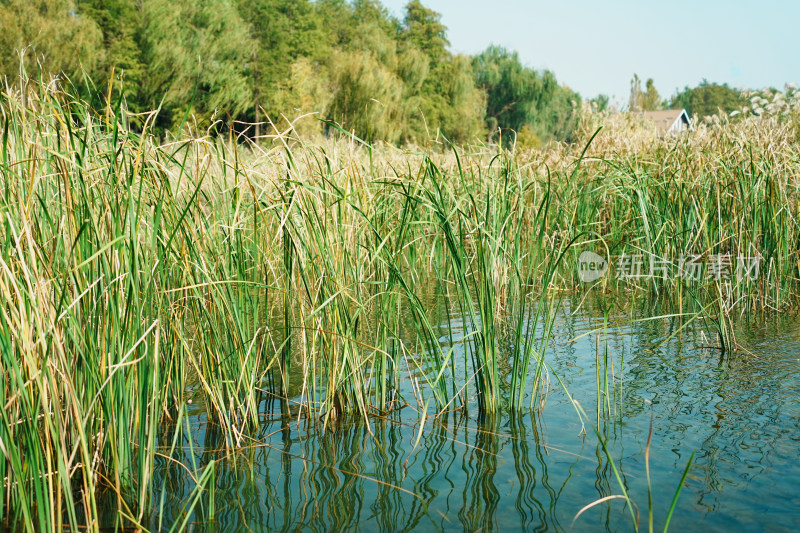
[{"left": 1, "top": 78, "right": 798, "bottom": 530}]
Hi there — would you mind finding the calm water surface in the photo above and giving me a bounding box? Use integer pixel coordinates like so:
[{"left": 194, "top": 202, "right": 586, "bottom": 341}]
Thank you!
[{"left": 147, "top": 296, "right": 800, "bottom": 532}]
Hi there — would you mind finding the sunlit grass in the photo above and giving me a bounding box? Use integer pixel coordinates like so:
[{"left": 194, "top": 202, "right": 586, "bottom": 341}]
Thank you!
[{"left": 1, "top": 77, "right": 798, "bottom": 530}]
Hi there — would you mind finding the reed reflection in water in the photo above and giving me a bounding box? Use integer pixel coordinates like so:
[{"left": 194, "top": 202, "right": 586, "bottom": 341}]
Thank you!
[
  {"left": 140, "top": 296, "right": 800, "bottom": 532},
  {"left": 147, "top": 408, "right": 615, "bottom": 532}
]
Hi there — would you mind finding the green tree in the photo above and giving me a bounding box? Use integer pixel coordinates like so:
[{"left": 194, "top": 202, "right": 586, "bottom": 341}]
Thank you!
[
  {"left": 327, "top": 48, "right": 403, "bottom": 142},
  {"left": 628, "top": 74, "right": 661, "bottom": 111},
  {"left": 402, "top": 0, "right": 449, "bottom": 64},
  {"left": 236, "top": 0, "right": 325, "bottom": 131},
  {"left": 0, "top": 0, "right": 104, "bottom": 81},
  {"left": 473, "top": 46, "right": 542, "bottom": 137},
  {"left": 324, "top": 9, "right": 404, "bottom": 141},
  {"left": 531, "top": 75, "right": 581, "bottom": 141},
  {"left": 141, "top": 0, "right": 255, "bottom": 129},
  {"left": 315, "top": 0, "right": 391, "bottom": 49},
  {"left": 352, "top": 0, "right": 400, "bottom": 32},
  {"left": 473, "top": 45, "right": 578, "bottom": 143},
  {"left": 670, "top": 80, "right": 745, "bottom": 118},
  {"left": 591, "top": 94, "right": 610, "bottom": 112},
  {"left": 399, "top": 1, "right": 486, "bottom": 143},
  {"left": 641, "top": 78, "right": 662, "bottom": 111},
  {"left": 396, "top": 41, "right": 429, "bottom": 96},
  {"left": 0, "top": 0, "right": 581, "bottom": 146},
  {"left": 319, "top": 0, "right": 482, "bottom": 144},
  {"left": 271, "top": 57, "right": 332, "bottom": 135},
  {"left": 81, "top": 0, "right": 144, "bottom": 101},
  {"left": 414, "top": 55, "right": 485, "bottom": 143}
]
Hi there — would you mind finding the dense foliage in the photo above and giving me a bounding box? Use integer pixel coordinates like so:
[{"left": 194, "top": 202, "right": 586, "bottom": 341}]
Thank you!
[
  {"left": 669, "top": 80, "right": 746, "bottom": 118},
  {"left": 0, "top": 0, "right": 581, "bottom": 144}
]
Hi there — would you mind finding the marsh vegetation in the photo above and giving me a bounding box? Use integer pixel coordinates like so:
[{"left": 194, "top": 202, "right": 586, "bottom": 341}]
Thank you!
[{"left": 1, "top": 78, "right": 799, "bottom": 531}]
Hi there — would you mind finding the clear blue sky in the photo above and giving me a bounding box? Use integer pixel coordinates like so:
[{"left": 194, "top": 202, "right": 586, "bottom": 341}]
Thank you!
[{"left": 381, "top": 0, "right": 800, "bottom": 103}]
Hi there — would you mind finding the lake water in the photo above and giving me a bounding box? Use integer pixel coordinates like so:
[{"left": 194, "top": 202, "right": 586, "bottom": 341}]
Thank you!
[{"left": 145, "top": 295, "right": 800, "bottom": 532}]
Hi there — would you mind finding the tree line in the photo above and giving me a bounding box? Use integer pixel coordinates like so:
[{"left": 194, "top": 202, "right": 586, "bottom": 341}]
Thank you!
[
  {"left": 623, "top": 74, "right": 747, "bottom": 118},
  {"left": 0, "top": 0, "right": 582, "bottom": 145}
]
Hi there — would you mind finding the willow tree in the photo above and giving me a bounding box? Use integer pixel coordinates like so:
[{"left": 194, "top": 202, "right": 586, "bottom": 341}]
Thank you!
[
  {"left": 141, "top": 0, "right": 255, "bottom": 130},
  {"left": 319, "top": 9, "right": 405, "bottom": 143},
  {"left": 327, "top": 48, "right": 403, "bottom": 143},
  {"left": 395, "top": 42, "right": 430, "bottom": 141},
  {"left": 473, "top": 45, "right": 579, "bottom": 143},
  {"left": 402, "top": 0, "right": 449, "bottom": 64},
  {"left": 529, "top": 73, "right": 581, "bottom": 142},
  {"left": 0, "top": 0, "right": 104, "bottom": 81},
  {"left": 473, "top": 46, "right": 545, "bottom": 137},
  {"left": 436, "top": 55, "right": 486, "bottom": 143},
  {"left": 271, "top": 57, "right": 333, "bottom": 136},
  {"left": 410, "top": 55, "right": 485, "bottom": 144},
  {"left": 236, "top": 0, "right": 325, "bottom": 134},
  {"left": 81, "top": 0, "right": 145, "bottom": 103},
  {"left": 399, "top": 1, "right": 483, "bottom": 143}
]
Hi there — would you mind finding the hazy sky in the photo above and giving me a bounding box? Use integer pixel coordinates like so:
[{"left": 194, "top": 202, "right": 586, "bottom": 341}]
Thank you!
[{"left": 381, "top": 0, "right": 800, "bottom": 103}]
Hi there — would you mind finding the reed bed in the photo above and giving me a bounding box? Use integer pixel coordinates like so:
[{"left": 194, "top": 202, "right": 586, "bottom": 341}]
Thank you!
[{"left": 1, "top": 79, "right": 799, "bottom": 530}]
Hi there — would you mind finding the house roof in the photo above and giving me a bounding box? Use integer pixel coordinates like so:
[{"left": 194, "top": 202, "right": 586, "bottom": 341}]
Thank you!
[{"left": 641, "top": 109, "right": 692, "bottom": 135}]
